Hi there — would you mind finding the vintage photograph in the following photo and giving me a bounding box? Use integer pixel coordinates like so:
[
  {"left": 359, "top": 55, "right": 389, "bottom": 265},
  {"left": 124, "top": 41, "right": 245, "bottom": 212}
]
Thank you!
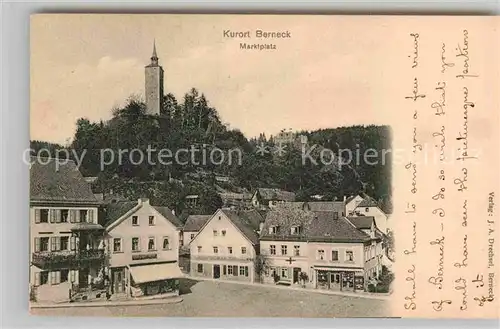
[{"left": 29, "top": 14, "right": 399, "bottom": 318}]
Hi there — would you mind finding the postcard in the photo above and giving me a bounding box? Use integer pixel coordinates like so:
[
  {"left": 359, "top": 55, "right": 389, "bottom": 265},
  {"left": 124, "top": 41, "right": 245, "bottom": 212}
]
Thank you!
[{"left": 29, "top": 14, "right": 499, "bottom": 318}]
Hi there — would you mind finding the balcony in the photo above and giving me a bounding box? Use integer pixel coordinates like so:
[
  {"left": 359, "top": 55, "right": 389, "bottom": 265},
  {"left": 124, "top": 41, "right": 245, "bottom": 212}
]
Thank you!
[{"left": 31, "top": 249, "right": 105, "bottom": 269}]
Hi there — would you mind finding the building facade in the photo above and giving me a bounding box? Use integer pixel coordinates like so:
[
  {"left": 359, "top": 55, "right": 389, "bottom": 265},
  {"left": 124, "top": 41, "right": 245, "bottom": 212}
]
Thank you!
[
  {"left": 183, "top": 215, "right": 211, "bottom": 246},
  {"left": 190, "top": 209, "right": 259, "bottom": 283},
  {"left": 259, "top": 203, "right": 383, "bottom": 292},
  {"left": 105, "top": 198, "right": 183, "bottom": 299},
  {"left": 30, "top": 157, "right": 106, "bottom": 303}
]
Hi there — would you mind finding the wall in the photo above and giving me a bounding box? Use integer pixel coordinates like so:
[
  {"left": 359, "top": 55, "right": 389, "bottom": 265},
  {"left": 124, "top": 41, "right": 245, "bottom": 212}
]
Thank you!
[
  {"left": 107, "top": 202, "right": 179, "bottom": 268},
  {"left": 189, "top": 210, "right": 256, "bottom": 282},
  {"left": 345, "top": 195, "right": 364, "bottom": 215},
  {"left": 183, "top": 230, "right": 198, "bottom": 246},
  {"left": 259, "top": 240, "right": 308, "bottom": 284}
]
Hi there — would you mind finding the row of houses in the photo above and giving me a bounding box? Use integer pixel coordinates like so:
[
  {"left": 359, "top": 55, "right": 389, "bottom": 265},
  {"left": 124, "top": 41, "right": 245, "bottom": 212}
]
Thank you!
[
  {"left": 30, "top": 157, "right": 391, "bottom": 303},
  {"left": 185, "top": 200, "right": 390, "bottom": 292}
]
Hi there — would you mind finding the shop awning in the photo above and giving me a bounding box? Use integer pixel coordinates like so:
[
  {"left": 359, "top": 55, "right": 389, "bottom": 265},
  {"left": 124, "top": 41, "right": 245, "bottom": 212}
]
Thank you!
[
  {"left": 129, "top": 263, "right": 184, "bottom": 284},
  {"left": 314, "top": 266, "right": 364, "bottom": 272}
]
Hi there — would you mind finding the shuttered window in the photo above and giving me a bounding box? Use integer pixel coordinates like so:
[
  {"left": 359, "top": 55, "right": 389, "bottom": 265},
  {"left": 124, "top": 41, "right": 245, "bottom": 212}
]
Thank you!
[
  {"left": 70, "top": 236, "right": 76, "bottom": 251},
  {"left": 50, "top": 210, "right": 56, "bottom": 223},
  {"left": 50, "top": 237, "right": 57, "bottom": 251},
  {"left": 55, "top": 209, "right": 62, "bottom": 223},
  {"left": 34, "top": 237, "right": 40, "bottom": 252},
  {"left": 34, "top": 272, "right": 41, "bottom": 286},
  {"left": 35, "top": 209, "right": 41, "bottom": 223}
]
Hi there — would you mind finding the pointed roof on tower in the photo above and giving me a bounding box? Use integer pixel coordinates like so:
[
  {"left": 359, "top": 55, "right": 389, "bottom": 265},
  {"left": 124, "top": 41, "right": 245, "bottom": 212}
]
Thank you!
[{"left": 151, "top": 39, "right": 158, "bottom": 60}]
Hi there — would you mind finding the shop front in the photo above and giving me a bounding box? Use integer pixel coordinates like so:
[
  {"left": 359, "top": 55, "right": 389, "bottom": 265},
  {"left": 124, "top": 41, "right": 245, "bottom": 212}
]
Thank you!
[
  {"left": 128, "top": 262, "right": 183, "bottom": 299},
  {"left": 314, "top": 267, "right": 364, "bottom": 292}
]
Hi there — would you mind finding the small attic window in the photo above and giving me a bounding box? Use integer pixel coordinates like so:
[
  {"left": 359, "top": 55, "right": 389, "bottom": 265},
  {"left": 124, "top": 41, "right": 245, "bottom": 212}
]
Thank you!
[
  {"left": 269, "top": 225, "right": 280, "bottom": 234},
  {"left": 290, "top": 225, "right": 302, "bottom": 235},
  {"left": 333, "top": 212, "right": 339, "bottom": 220}
]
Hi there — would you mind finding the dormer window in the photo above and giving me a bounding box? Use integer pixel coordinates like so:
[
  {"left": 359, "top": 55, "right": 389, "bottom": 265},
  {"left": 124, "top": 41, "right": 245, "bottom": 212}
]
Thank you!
[
  {"left": 269, "top": 225, "right": 280, "bottom": 234},
  {"left": 333, "top": 212, "right": 339, "bottom": 220},
  {"left": 290, "top": 225, "right": 302, "bottom": 235}
]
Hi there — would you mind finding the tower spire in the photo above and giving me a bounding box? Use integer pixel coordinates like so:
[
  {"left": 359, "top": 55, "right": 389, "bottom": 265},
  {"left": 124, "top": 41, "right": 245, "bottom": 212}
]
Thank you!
[{"left": 151, "top": 40, "right": 158, "bottom": 64}]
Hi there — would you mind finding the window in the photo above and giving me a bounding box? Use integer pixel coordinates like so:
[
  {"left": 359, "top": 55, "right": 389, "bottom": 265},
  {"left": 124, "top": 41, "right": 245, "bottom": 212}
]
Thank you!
[
  {"left": 213, "top": 230, "right": 218, "bottom": 236},
  {"left": 113, "top": 238, "right": 122, "bottom": 252},
  {"left": 60, "top": 269, "right": 69, "bottom": 283},
  {"left": 346, "top": 250, "right": 354, "bottom": 262},
  {"left": 39, "top": 237, "right": 49, "bottom": 251},
  {"left": 281, "top": 268, "right": 288, "bottom": 278},
  {"left": 40, "top": 209, "right": 49, "bottom": 223},
  {"left": 222, "top": 230, "right": 226, "bottom": 236},
  {"left": 148, "top": 237, "right": 156, "bottom": 251},
  {"left": 50, "top": 271, "right": 59, "bottom": 285},
  {"left": 240, "top": 266, "right": 249, "bottom": 277},
  {"left": 60, "top": 237, "right": 69, "bottom": 250},
  {"left": 317, "top": 249, "right": 325, "bottom": 260},
  {"left": 40, "top": 271, "right": 49, "bottom": 285},
  {"left": 291, "top": 226, "right": 302, "bottom": 235},
  {"left": 50, "top": 237, "right": 58, "bottom": 251},
  {"left": 228, "top": 265, "right": 233, "bottom": 275},
  {"left": 233, "top": 265, "right": 238, "bottom": 276},
  {"left": 190, "top": 233, "right": 195, "bottom": 240},
  {"left": 228, "top": 247, "right": 233, "bottom": 254},
  {"left": 197, "top": 264, "right": 203, "bottom": 273},
  {"left": 269, "top": 225, "right": 280, "bottom": 234},
  {"left": 281, "top": 245, "right": 287, "bottom": 255},
  {"left": 132, "top": 216, "right": 139, "bottom": 226},
  {"left": 61, "top": 210, "right": 69, "bottom": 223},
  {"left": 213, "top": 246, "right": 219, "bottom": 254},
  {"left": 270, "top": 245, "right": 276, "bottom": 255},
  {"left": 294, "top": 245, "right": 300, "bottom": 256},
  {"left": 80, "top": 210, "right": 88, "bottom": 223},
  {"left": 241, "top": 247, "right": 247, "bottom": 254},
  {"left": 197, "top": 246, "right": 202, "bottom": 253},
  {"left": 332, "top": 250, "right": 339, "bottom": 261},
  {"left": 365, "top": 207, "right": 370, "bottom": 212},
  {"left": 162, "top": 237, "right": 170, "bottom": 250},
  {"left": 132, "top": 237, "right": 139, "bottom": 251},
  {"left": 149, "top": 216, "right": 155, "bottom": 226}
]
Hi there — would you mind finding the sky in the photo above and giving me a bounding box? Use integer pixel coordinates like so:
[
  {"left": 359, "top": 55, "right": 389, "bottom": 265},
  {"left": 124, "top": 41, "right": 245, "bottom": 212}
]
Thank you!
[{"left": 31, "top": 14, "right": 392, "bottom": 144}]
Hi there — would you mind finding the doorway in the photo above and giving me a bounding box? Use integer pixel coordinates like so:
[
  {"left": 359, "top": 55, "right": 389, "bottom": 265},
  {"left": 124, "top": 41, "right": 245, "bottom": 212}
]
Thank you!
[
  {"left": 330, "top": 272, "right": 341, "bottom": 290},
  {"left": 293, "top": 267, "right": 301, "bottom": 284},
  {"left": 213, "top": 265, "right": 220, "bottom": 279},
  {"left": 112, "top": 268, "right": 125, "bottom": 294},
  {"left": 79, "top": 268, "right": 89, "bottom": 288}
]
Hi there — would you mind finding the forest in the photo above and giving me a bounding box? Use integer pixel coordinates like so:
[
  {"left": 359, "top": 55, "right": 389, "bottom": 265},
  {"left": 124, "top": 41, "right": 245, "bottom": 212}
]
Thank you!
[{"left": 31, "top": 88, "right": 392, "bottom": 221}]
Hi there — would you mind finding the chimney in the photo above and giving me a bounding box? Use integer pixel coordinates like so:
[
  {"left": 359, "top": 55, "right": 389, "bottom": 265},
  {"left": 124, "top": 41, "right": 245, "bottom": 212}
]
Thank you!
[
  {"left": 171, "top": 209, "right": 176, "bottom": 216},
  {"left": 258, "top": 222, "right": 264, "bottom": 233},
  {"left": 343, "top": 195, "right": 347, "bottom": 202}
]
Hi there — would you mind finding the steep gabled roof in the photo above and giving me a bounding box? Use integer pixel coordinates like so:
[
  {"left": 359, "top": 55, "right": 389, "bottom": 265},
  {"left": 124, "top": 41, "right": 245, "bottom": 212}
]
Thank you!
[
  {"left": 30, "top": 157, "right": 99, "bottom": 204},
  {"left": 260, "top": 206, "right": 370, "bottom": 243},
  {"left": 104, "top": 199, "right": 181, "bottom": 230},
  {"left": 184, "top": 215, "right": 211, "bottom": 232},
  {"left": 221, "top": 209, "right": 260, "bottom": 245},
  {"left": 306, "top": 201, "right": 346, "bottom": 214},
  {"left": 104, "top": 201, "right": 139, "bottom": 227},
  {"left": 255, "top": 188, "right": 296, "bottom": 202},
  {"left": 347, "top": 216, "right": 375, "bottom": 230},
  {"left": 153, "top": 206, "right": 183, "bottom": 228},
  {"left": 358, "top": 198, "right": 379, "bottom": 208}
]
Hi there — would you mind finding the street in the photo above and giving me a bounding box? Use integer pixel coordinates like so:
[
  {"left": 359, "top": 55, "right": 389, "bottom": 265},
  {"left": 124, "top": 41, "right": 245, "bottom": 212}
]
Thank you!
[{"left": 31, "top": 279, "right": 391, "bottom": 318}]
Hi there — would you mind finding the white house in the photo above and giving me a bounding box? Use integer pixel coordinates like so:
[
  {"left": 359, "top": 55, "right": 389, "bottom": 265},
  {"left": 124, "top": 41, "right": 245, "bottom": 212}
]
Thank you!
[
  {"left": 105, "top": 198, "right": 183, "bottom": 299},
  {"left": 190, "top": 209, "right": 260, "bottom": 283},
  {"left": 260, "top": 203, "right": 383, "bottom": 292},
  {"left": 183, "top": 215, "right": 211, "bottom": 246},
  {"left": 30, "top": 157, "right": 106, "bottom": 303}
]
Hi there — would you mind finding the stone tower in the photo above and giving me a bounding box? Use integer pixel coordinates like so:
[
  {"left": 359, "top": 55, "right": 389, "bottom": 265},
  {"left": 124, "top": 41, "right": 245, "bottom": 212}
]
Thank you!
[{"left": 144, "top": 41, "right": 164, "bottom": 115}]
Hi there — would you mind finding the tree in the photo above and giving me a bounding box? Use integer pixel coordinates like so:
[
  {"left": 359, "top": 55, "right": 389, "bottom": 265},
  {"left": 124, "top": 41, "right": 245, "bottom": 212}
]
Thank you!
[{"left": 254, "top": 254, "right": 270, "bottom": 283}]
